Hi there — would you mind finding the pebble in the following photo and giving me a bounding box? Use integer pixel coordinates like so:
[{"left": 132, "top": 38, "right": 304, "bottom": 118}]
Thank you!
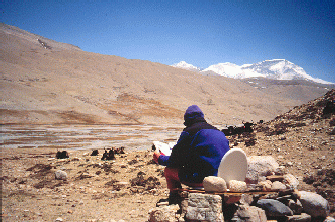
[
  {"left": 55, "top": 218, "right": 63, "bottom": 222},
  {"left": 286, "top": 162, "right": 293, "bottom": 167},
  {"left": 55, "top": 170, "right": 67, "bottom": 180}
]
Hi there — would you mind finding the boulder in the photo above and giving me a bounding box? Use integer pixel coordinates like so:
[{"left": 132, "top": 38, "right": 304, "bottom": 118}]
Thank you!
[
  {"left": 258, "top": 180, "right": 272, "bottom": 191},
  {"left": 284, "top": 174, "right": 299, "bottom": 189},
  {"left": 287, "top": 213, "right": 311, "bottom": 222},
  {"left": 229, "top": 180, "right": 247, "bottom": 192},
  {"left": 299, "top": 191, "right": 330, "bottom": 218},
  {"left": 186, "top": 193, "right": 224, "bottom": 222},
  {"left": 55, "top": 170, "right": 67, "bottom": 180},
  {"left": 203, "top": 176, "right": 227, "bottom": 192},
  {"left": 271, "top": 181, "right": 286, "bottom": 191},
  {"left": 234, "top": 205, "right": 267, "bottom": 222},
  {"left": 287, "top": 199, "right": 303, "bottom": 215},
  {"left": 246, "top": 156, "right": 280, "bottom": 184},
  {"left": 239, "top": 194, "right": 254, "bottom": 206},
  {"left": 324, "top": 216, "right": 335, "bottom": 222},
  {"left": 148, "top": 204, "right": 180, "bottom": 222},
  {"left": 256, "top": 199, "right": 293, "bottom": 217}
]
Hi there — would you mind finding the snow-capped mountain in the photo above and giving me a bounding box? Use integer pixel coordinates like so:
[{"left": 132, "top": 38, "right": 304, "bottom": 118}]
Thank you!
[
  {"left": 241, "top": 59, "right": 318, "bottom": 82},
  {"left": 172, "top": 59, "right": 333, "bottom": 84},
  {"left": 202, "top": 62, "right": 265, "bottom": 79},
  {"left": 171, "top": 61, "right": 201, "bottom": 72}
]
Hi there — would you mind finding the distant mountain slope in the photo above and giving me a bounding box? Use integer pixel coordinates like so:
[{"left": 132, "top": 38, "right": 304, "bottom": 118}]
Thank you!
[
  {"left": 0, "top": 24, "right": 331, "bottom": 125},
  {"left": 173, "top": 60, "right": 334, "bottom": 85},
  {"left": 1, "top": 23, "right": 81, "bottom": 51}
]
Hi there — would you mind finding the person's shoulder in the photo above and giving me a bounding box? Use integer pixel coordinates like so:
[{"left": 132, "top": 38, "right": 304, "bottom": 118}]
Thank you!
[{"left": 185, "top": 121, "right": 218, "bottom": 135}]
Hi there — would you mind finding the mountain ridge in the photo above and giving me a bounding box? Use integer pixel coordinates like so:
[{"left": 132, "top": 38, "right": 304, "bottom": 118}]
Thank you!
[
  {"left": 0, "top": 24, "right": 332, "bottom": 125},
  {"left": 173, "top": 60, "right": 334, "bottom": 85}
]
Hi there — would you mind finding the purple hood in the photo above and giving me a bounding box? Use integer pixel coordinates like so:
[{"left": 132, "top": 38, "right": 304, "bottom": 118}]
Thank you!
[{"left": 184, "top": 105, "right": 205, "bottom": 126}]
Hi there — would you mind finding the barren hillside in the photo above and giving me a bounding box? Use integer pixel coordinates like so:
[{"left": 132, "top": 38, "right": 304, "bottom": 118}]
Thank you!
[{"left": 0, "top": 24, "right": 331, "bottom": 125}]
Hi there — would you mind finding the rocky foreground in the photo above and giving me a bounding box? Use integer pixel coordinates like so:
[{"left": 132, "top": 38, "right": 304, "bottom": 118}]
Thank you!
[
  {"left": 2, "top": 90, "right": 334, "bottom": 221},
  {"left": 2, "top": 149, "right": 168, "bottom": 221}
]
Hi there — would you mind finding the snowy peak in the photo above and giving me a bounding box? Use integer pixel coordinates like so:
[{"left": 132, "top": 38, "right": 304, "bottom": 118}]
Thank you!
[
  {"left": 202, "top": 62, "right": 265, "bottom": 79},
  {"left": 172, "top": 59, "right": 333, "bottom": 84},
  {"left": 171, "top": 61, "right": 201, "bottom": 72},
  {"left": 241, "top": 59, "right": 332, "bottom": 84},
  {"left": 242, "top": 59, "right": 308, "bottom": 80}
]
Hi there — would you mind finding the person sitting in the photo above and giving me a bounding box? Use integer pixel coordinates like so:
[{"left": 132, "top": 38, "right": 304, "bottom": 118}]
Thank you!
[{"left": 153, "top": 105, "right": 230, "bottom": 204}]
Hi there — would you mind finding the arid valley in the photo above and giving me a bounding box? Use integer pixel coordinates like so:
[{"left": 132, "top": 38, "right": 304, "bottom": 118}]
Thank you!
[{"left": 1, "top": 24, "right": 334, "bottom": 221}]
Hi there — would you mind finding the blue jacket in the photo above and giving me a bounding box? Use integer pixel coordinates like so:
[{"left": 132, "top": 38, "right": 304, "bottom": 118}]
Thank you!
[{"left": 158, "top": 105, "right": 230, "bottom": 183}]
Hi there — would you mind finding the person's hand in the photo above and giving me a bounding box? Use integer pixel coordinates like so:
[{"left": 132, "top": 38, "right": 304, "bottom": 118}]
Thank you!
[{"left": 153, "top": 150, "right": 161, "bottom": 164}]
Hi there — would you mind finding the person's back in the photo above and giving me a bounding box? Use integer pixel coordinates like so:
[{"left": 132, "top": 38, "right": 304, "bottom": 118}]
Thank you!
[
  {"left": 153, "top": 105, "right": 230, "bottom": 203},
  {"left": 178, "top": 125, "right": 230, "bottom": 183}
]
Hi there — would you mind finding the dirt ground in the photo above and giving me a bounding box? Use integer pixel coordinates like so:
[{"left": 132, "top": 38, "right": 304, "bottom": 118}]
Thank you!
[
  {"left": 2, "top": 91, "right": 334, "bottom": 222},
  {"left": 2, "top": 148, "right": 171, "bottom": 222},
  {"left": 2, "top": 126, "right": 334, "bottom": 222}
]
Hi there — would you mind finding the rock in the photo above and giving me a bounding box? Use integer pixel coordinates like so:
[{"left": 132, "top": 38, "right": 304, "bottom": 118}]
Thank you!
[
  {"left": 258, "top": 180, "right": 272, "bottom": 191},
  {"left": 287, "top": 213, "right": 311, "bottom": 222},
  {"left": 55, "top": 218, "right": 63, "bottom": 222},
  {"left": 234, "top": 205, "right": 267, "bottom": 222},
  {"left": 274, "top": 166, "right": 286, "bottom": 175},
  {"left": 324, "top": 216, "right": 335, "bottom": 222},
  {"left": 287, "top": 199, "right": 303, "bottom": 215},
  {"left": 246, "top": 156, "right": 280, "bottom": 184},
  {"left": 115, "top": 181, "right": 130, "bottom": 188},
  {"left": 284, "top": 174, "right": 299, "bottom": 189},
  {"left": 239, "top": 194, "right": 254, "bottom": 205},
  {"left": 256, "top": 199, "right": 293, "bottom": 217},
  {"left": 148, "top": 204, "right": 179, "bottom": 222},
  {"left": 186, "top": 193, "right": 224, "bottom": 222},
  {"left": 229, "top": 180, "right": 247, "bottom": 192},
  {"left": 286, "top": 162, "right": 294, "bottom": 167},
  {"left": 299, "top": 191, "right": 330, "bottom": 218},
  {"left": 203, "top": 176, "right": 227, "bottom": 192},
  {"left": 55, "top": 170, "right": 67, "bottom": 180},
  {"left": 271, "top": 181, "right": 286, "bottom": 191},
  {"left": 79, "top": 172, "right": 93, "bottom": 179}
]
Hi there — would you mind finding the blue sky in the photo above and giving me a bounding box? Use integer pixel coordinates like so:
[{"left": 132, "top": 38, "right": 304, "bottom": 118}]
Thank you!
[{"left": 2, "top": 0, "right": 335, "bottom": 83}]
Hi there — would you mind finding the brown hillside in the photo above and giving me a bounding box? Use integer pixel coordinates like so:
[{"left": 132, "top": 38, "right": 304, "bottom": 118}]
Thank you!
[{"left": 0, "top": 24, "right": 331, "bottom": 125}]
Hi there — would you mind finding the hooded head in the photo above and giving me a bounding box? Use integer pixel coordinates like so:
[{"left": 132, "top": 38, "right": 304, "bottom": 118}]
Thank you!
[{"left": 184, "top": 105, "right": 205, "bottom": 126}]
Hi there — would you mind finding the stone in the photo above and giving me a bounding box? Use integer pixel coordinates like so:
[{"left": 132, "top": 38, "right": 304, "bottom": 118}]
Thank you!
[
  {"left": 229, "top": 180, "right": 247, "bottom": 192},
  {"left": 258, "top": 180, "right": 272, "bottom": 191},
  {"left": 80, "top": 172, "right": 93, "bottom": 179},
  {"left": 115, "top": 181, "right": 130, "bottom": 187},
  {"left": 271, "top": 181, "right": 286, "bottom": 191},
  {"left": 246, "top": 156, "right": 280, "bottom": 184},
  {"left": 299, "top": 191, "right": 330, "bottom": 218},
  {"left": 148, "top": 204, "right": 179, "bottom": 222},
  {"left": 256, "top": 199, "right": 293, "bottom": 217},
  {"left": 274, "top": 166, "right": 286, "bottom": 175},
  {"left": 287, "top": 213, "right": 311, "bottom": 222},
  {"left": 239, "top": 194, "right": 254, "bottom": 205},
  {"left": 55, "top": 170, "right": 67, "bottom": 180},
  {"left": 234, "top": 205, "right": 267, "bottom": 222},
  {"left": 284, "top": 174, "right": 299, "bottom": 189},
  {"left": 287, "top": 199, "right": 303, "bottom": 215},
  {"left": 324, "top": 216, "right": 335, "bottom": 222},
  {"left": 186, "top": 193, "right": 224, "bottom": 222},
  {"left": 55, "top": 218, "right": 63, "bottom": 222},
  {"left": 203, "top": 176, "right": 227, "bottom": 192}
]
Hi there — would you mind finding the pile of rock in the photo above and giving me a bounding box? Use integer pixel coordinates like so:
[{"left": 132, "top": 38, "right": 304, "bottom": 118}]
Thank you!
[{"left": 148, "top": 156, "right": 333, "bottom": 222}]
